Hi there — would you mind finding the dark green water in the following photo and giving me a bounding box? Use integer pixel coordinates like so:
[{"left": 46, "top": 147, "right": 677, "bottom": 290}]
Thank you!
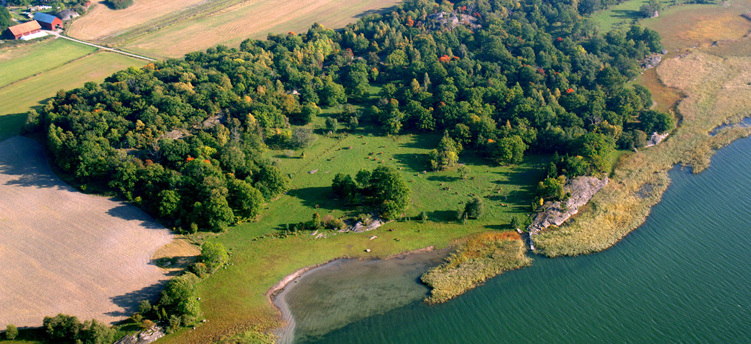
[{"left": 287, "top": 137, "right": 751, "bottom": 343}]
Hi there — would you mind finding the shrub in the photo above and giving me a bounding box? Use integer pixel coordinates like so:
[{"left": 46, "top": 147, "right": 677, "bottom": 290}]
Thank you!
[
  {"left": 200, "top": 242, "right": 229, "bottom": 273},
  {"left": 107, "top": 0, "right": 133, "bottom": 9},
  {"left": 5, "top": 324, "right": 18, "bottom": 340}
]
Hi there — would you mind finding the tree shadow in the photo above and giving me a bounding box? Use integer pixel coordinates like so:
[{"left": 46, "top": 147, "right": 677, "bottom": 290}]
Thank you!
[
  {"left": 286, "top": 186, "right": 336, "bottom": 210},
  {"left": 393, "top": 153, "right": 428, "bottom": 173},
  {"left": 106, "top": 203, "right": 165, "bottom": 230},
  {"left": 426, "top": 175, "right": 459, "bottom": 182},
  {"left": 106, "top": 280, "right": 168, "bottom": 317},
  {"left": 0, "top": 137, "right": 68, "bottom": 189},
  {"left": 353, "top": 6, "right": 397, "bottom": 18},
  {"left": 484, "top": 224, "right": 509, "bottom": 230},
  {"left": 427, "top": 210, "right": 458, "bottom": 222},
  {"left": 610, "top": 9, "right": 641, "bottom": 20}
]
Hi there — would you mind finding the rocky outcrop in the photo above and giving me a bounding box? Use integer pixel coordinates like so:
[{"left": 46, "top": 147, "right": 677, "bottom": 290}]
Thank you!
[
  {"left": 528, "top": 176, "right": 609, "bottom": 235},
  {"left": 645, "top": 131, "right": 669, "bottom": 147},
  {"left": 114, "top": 326, "right": 165, "bottom": 344}
]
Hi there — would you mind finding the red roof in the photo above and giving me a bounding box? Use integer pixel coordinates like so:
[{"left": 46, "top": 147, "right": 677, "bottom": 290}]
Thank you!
[{"left": 8, "top": 21, "right": 41, "bottom": 37}]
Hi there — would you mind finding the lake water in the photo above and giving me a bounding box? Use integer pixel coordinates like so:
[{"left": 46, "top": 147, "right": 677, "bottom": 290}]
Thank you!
[{"left": 284, "top": 137, "right": 751, "bottom": 343}]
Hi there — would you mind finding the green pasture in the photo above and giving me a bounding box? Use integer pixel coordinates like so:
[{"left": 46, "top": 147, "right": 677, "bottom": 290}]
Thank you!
[{"left": 0, "top": 39, "right": 96, "bottom": 88}]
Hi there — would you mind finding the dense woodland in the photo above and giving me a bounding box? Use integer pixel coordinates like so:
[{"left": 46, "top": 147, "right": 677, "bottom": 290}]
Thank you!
[{"left": 30, "top": 0, "right": 672, "bottom": 234}]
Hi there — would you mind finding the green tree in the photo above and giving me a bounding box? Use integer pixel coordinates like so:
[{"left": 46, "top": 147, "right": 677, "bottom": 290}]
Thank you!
[
  {"left": 227, "top": 178, "right": 264, "bottom": 219},
  {"left": 490, "top": 135, "right": 527, "bottom": 165},
  {"left": 368, "top": 166, "right": 411, "bottom": 219},
  {"left": 458, "top": 165, "right": 471, "bottom": 180},
  {"left": 201, "top": 241, "right": 229, "bottom": 273},
  {"left": 0, "top": 7, "right": 12, "bottom": 33},
  {"left": 5, "top": 324, "right": 18, "bottom": 340},
  {"left": 157, "top": 190, "right": 181, "bottom": 218},
  {"left": 638, "top": 110, "right": 674, "bottom": 134},
  {"left": 463, "top": 197, "right": 484, "bottom": 219},
  {"left": 325, "top": 117, "right": 339, "bottom": 133}
]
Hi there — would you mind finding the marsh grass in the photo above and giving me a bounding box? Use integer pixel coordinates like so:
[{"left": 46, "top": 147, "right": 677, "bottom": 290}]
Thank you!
[
  {"left": 535, "top": 39, "right": 751, "bottom": 257},
  {"left": 420, "top": 232, "right": 531, "bottom": 304}
]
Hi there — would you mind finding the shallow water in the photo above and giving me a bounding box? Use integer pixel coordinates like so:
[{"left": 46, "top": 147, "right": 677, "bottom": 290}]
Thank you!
[
  {"left": 288, "top": 137, "right": 751, "bottom": 343},
  {"left": 278, "top": 250, "right": 448, "bottom": 343}
]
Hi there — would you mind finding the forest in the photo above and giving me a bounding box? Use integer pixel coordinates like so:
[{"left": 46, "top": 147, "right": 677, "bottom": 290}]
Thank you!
[{"left": 29, "top": 0, "right": 671, "bottom": 234}]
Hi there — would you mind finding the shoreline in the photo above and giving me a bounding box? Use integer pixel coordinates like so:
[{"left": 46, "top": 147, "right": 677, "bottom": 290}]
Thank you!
[{"left": 267, "top": 245, "right": 440, "bottom": 343}]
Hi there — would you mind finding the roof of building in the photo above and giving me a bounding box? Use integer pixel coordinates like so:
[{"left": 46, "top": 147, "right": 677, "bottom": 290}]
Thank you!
[
  {"left": 8, "top": 21, "right": 42, "bottom": 37},
  {"left": 33, "top": 12, "right": 61, "bottom": 24}
]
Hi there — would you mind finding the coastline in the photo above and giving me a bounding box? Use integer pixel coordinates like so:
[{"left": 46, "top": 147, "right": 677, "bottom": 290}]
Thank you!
[
  {"left": 268, "top": 246, "right": 441, "bottom": 343},
  {"left": 535, "top": 35, "right": 751, "bottom": 256}
]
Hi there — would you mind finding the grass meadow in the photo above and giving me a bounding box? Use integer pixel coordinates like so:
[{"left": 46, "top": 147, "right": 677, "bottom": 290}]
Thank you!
[
  {"left": 159, "top": 115, "right": 545, "bottom": 342},
  {"left": 0, "top": 39, "right": 96, "bottom": 88}
]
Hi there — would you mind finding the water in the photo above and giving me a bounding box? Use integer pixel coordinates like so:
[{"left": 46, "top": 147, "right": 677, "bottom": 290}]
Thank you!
[
  {"left": 278, "top": 250, "right": 448, "bottom": 343},
  {"left": 286, "top": 137, "right": 751, "bottom": 343}
]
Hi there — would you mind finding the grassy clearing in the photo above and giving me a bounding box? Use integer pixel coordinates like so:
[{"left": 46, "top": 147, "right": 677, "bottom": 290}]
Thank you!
[
  {"left": 421, "top": 232, "right": 532, "bottom": 304},
  {"left": 110, "top": 0, "right": 399, "bottom": 59},
  {"left": 590, "top": 0, "right": 657, "bottom": 32},
  {"left": 0, "top": 39, "right": 95, "bottom": 88},
  {"left": 157, "top": 124, "right": 543, "bottom": 342},
  {"left": 535, "top": 33, "right": 751, "bottom": 256},
  {"left": 0, "top": 51, "right": 143, "bottom": 142},
  {"left": 643, "top": 0, "right": 751, "bottom": 51}
]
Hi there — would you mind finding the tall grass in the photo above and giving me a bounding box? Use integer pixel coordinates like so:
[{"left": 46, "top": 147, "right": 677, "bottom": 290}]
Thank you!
[{"left": 421, "top": 232, "right": 532, "bottom": 304}]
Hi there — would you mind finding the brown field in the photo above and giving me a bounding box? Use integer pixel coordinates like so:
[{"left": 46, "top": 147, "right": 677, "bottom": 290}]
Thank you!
[
  {"left": 68, "top": 0, "right": 399, "bottom": 59},
  {"left": 644, "top": 0, "right": 751, "bottom": 51},
  {"left": 66, "top": 0, "right": 207, "bottom": 42},
  {"left": 0, "top": 137, "right": 175, "bottom": 327}
]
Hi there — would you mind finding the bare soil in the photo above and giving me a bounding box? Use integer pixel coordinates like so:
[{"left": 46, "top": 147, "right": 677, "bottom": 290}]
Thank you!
[{"left": 0, "top": 136, "right": 174, "bottom": 327}]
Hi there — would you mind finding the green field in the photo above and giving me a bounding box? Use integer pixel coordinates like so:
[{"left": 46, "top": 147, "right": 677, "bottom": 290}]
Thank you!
[
  {"left": 0, "top": 39, "right": 96, "bottom": 88},
  {"left": 0, "top": 49, "right": 144, "bottom": 141},
  {"left": 159, "top": 119, "right": 544, "bottom": 342}
]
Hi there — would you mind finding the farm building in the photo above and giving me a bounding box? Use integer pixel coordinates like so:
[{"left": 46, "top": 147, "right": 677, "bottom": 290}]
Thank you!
[
  {"left": 33, "top": 12, "right": 63, "bottom": 30},
  {"left": 7, "top": 21, "right": 42, "bottom": 40},
  {"left": 57, "top": 9, "right": 79, "bottom": 21}
]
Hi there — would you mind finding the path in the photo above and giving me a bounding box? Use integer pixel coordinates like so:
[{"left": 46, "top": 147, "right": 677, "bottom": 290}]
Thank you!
[{"left": 47, "top": 31, "right": 157, "bottom": 62}]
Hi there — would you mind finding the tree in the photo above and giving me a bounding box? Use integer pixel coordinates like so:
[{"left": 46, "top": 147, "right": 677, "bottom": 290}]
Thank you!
[
  {"left": 157, "top": 190, "right": 181, "bottom": 218},
  {"left": 43, "top": 314, "right": 82, "bottom": 343},
  {"left": 458, "top": 165, "right": 470, "bottom": 180},
  {"left": 201, "top": 242, "right": 229, "bottom": 273},
  {"left": 77, "top": 319, "right": 115, "bottom": 344},
  {"left": 429, "top": 132, "right": 462, "bottom": 170},
  {"left": 490, "top": 135, "right": 527, "bottom": 165},
  {"left": 291, "top": 127, "right": 316, "bottom": 148},
  {"left": 639, "top": 0, "right": 661, "bottom": 18},
  {"left": 419, "top": 211, "right": 428, "bottom": 223},
  {"left": 227, "top": 179, "right": 264, "bottom": 219},
  {"left": 638, "top": 110, "right": 674, "bottom": 134},
  {"left": 325, "top": 117, "right": 339, "bottom": 133},
  {"left": 369, "top": 166, "right": 411, "bottom": 219},
  {"left": 158, "top": 273, "right": 201, "bottom": 326},
  {"left": 463, "top": 197, "right": 484, "bottom": 219},
  {"left": 537, "top": 176, "right": 566, "bottom": 201},
  {"left": 0, "top": 7, "right": 12, "bottom": 33},
  {"left": 5, "top": 324, "right": 18, "bottom": 340},
  {"left": 332, "top": 173, "right": 357, "bottom": 200}
]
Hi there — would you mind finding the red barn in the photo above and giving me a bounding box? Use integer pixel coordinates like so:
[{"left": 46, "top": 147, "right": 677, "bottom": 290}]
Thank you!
[
  {"left": 7, "top": 21, "right": 42, "bottom": 40},
  {"left": 33, "top": 12, "right": 63, "bottom": 30}
]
